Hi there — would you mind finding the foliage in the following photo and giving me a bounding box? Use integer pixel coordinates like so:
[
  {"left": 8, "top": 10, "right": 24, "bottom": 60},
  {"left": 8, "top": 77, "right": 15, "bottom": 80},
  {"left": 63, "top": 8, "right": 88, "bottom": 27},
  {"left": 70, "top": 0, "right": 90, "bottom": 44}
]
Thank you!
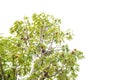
[{"left": 0, "top": 13, "right": 84, "bottom": 80}]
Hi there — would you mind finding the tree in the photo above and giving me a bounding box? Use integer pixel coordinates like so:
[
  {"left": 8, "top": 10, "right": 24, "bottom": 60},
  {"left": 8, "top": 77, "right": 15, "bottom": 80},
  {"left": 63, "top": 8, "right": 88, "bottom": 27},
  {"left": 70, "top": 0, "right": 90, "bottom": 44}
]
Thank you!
[{"left": 0, "top": 13, "right": 84, "bottom": 80}]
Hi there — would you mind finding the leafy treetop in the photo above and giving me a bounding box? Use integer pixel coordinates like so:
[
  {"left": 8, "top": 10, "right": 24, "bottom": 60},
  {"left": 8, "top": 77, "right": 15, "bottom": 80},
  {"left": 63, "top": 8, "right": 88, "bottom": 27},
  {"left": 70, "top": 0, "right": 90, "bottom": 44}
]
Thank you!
[{"left": 0, "top": 13, "right": 84, "bottom": 80}]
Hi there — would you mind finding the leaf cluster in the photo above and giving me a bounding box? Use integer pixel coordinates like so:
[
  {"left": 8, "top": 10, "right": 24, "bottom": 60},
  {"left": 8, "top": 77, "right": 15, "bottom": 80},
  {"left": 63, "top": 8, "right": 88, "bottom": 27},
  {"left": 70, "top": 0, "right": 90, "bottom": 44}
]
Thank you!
[{"left": 0, "top": 13, "right": 84, "bottom": 80}]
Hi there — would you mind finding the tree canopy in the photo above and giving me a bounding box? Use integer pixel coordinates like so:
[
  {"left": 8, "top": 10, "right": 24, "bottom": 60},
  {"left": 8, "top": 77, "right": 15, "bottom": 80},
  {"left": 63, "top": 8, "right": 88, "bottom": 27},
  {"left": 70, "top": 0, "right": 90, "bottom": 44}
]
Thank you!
[{"left": 0, "top": 13, "right": 84, "bottom": 80}]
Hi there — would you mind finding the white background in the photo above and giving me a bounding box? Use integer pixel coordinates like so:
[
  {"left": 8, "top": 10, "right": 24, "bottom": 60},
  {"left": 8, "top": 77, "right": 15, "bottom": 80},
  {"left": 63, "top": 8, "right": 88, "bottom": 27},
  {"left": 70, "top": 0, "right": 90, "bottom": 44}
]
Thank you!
[{"left": 0, "top": 0, "right": 120, "bottom": 80}]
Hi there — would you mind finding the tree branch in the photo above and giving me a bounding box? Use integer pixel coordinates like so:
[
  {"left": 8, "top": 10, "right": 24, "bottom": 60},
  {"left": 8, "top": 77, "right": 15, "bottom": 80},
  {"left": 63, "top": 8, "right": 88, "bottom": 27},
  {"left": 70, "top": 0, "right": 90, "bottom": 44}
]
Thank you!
[{"left": 48, "top": 69, "right": 62, "bottom": 78}]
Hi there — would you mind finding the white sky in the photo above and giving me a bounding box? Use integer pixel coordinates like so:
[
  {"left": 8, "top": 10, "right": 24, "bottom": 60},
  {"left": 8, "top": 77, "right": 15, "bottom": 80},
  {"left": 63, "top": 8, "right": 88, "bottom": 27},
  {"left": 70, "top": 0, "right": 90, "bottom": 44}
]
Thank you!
[{"left": 0, "top": 0, "right": 120, "bottom": 80}]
